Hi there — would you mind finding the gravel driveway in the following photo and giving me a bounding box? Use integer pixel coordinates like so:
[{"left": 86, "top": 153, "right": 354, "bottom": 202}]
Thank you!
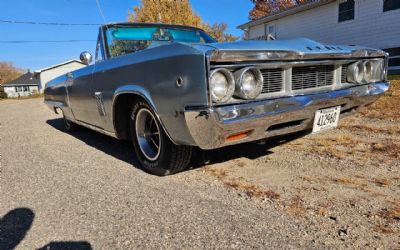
[{"left": 1, "top": 98, "right": 399, "bottom": 249}]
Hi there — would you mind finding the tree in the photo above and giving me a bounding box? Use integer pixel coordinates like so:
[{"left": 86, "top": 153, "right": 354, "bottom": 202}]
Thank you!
[
  {"left": 127, "top": 0, "right": 238, "bottom": 42},
  {"left": 249, "top": 0, "right": 312, "bottom": 20},
  {"left": 205, "top": 23, "right": 238, "bottom": 42},
  {"left": 0, "top": 62, "right": 24, "bottom": 98}
]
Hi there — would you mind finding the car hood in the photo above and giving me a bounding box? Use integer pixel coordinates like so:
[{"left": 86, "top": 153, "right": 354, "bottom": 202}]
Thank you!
[{"left": 188, "top": 38, "right": 384, "bottom": 62}]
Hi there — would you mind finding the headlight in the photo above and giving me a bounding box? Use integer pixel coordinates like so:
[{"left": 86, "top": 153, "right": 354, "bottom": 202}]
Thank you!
[
  {"left": 347, "top": 60, "right": 384, "bottom": 84},
  {"left": 209, "top": 68, "right": 235, "bottom": 103},
  {"left": 234, "top": 67, "right": 263, "bottom": 99},
  {"left": 347, "top": 61, "right": 364, "bottom": 84}
]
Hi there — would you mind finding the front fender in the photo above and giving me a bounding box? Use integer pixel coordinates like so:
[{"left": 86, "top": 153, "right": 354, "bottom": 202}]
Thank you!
[{"left": 103, "top": 43, "right": 210, "bottom": 146}]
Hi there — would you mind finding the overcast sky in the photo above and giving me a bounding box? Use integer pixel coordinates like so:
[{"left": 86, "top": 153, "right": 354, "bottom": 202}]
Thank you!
[{"left": 0, "top": 0, "right": 253, "bottom": 71}]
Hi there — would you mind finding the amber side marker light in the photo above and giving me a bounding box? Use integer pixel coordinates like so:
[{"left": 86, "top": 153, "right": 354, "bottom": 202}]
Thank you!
[{"left": 225, "top": 130, "right": 253, "bottom": 142}]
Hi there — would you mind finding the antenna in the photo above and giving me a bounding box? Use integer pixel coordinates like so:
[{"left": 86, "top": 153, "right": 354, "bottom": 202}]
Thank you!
[{"left": 95, "top": 0, "right": 108, "bottom": 25}]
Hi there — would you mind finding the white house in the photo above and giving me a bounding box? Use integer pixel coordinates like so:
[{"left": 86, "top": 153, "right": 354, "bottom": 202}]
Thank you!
[
  {"left": 238, "top": 0, "right": 400, "bottom": 74},
  {"left": 35, "top": 60, "right": 86, "bottom": 93},
  {"left": 2, "top": 72, "right": 39, "bottom": 98}
]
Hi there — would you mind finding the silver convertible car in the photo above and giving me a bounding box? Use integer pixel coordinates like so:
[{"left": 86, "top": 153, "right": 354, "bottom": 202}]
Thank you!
[{"left": 45, "top": 22, "right": 390, "bottom": 175}]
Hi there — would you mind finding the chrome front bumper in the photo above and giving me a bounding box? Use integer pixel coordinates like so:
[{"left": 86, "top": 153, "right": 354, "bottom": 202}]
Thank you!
[{"left": 184, "top": 82, "right": 389, "bottom": 150}]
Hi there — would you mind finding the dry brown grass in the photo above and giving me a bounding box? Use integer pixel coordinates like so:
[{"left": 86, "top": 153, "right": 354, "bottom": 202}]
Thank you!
[
  {"left": 371, "top": 140, "right": 400, "bottom": 158},
  {"left": 361, "top": 80, "right": 400, "bottom": 120},
  {"left": 378, "top": 205, "right": 400, "bottom": 223},
  {"left": 332, "top": 177, "right": 371, "bottom": 191},
  {"left": 333, "top": 177, "right": 364, "bottom": 186},
  {"left": 235, "top": 161, "right": 246, "bottom": 168},
  {"left": 373, "top": 224, "right": 395, "bottom": 234},
  {"left": 202, "top": 164, "right": 281, "bottom": 201},
  {"left": 299, "top": 133, "right": 400, "bottom": 161},
  {"left": 341, "top": 123, "right": 400, "bottom": 135},
  {"left": 223, "top": 179, "right": 280, "bottom": 200},
  {"left": 306, "top": 135, "right": 363, "bottom": 159},
  {"left": 317, "top": 206, "right": 328, "bottom": 217},
  {"left": 371, "top": 178, "right": 391, "bottom": 187},
  {"left": 202, "top": 167, "right": 228, "bottom": 179},
  {"left": 301, "top": 176, "right": 315, "bottom": 182},
  {"left": 285, "top": 195, "right": 307, "bottom": 217}
]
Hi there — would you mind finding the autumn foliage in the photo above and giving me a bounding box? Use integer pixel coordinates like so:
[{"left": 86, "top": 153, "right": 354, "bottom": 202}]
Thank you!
[
  {"left": 128, "top": 0, "right": 238, "bottom": 42},
  {"left": 0, "top": 62, "right": 23, "bottom": 85},
  {"left": 249, "top": 0, "right": 313, "bottom": 20},
  {"left": 0, "top": 62, "right": 23, "bottom": 98}
]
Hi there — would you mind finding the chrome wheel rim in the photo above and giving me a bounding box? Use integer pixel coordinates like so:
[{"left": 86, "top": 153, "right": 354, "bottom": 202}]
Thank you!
[{"left": 135, "top": 108, "right": 161, "bottom": 161}]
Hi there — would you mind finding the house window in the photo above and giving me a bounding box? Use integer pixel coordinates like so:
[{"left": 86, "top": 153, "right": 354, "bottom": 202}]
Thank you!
[
  {"left": 23, "top": 86, "right": 28, "bottom": 92},
  {"left": 265, "top": 24, "right": 276, "bottom": 40},
  {"left": 338, "top": 0, "right": 355, "bottom": 22},
  {"left": 383, "top": 0, "right": 400, "bottom": 12}
]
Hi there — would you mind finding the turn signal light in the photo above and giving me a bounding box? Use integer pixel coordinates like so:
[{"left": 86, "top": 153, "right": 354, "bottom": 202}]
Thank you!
[{"left": 225, "top": 130, "right": 253, "bottom": 142}]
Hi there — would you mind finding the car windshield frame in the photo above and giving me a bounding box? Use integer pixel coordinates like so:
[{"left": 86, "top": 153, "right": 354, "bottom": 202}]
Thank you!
[{"left": 103, "top": 24, "right": 216, "bottom": 59}]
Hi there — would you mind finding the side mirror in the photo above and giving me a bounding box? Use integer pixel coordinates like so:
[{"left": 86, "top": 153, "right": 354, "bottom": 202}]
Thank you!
[{"left": 80, "top": 51, "right": 92, "bottom": 65}]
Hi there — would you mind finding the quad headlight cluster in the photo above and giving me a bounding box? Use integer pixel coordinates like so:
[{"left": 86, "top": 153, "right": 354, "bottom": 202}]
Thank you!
[
  {"left": 347, "top": 59, "right": 384, "bottom": 84},
  {"left": 209, "top": 67, "right": 263, "bottom": 103}
]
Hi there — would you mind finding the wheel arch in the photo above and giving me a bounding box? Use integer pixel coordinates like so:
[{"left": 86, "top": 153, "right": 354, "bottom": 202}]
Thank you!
[{"left": 112, "top": 85, "right": 177, "bottom": 144}]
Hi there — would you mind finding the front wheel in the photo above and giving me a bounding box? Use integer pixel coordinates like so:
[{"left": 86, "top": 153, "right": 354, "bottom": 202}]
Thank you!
[{"left": 130, "top": 101, "right": 192, "bottom": 176}]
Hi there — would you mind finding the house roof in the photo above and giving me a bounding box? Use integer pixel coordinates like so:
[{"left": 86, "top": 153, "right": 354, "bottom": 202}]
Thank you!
[
  {"left": 2, "top": 72, "right": 39, "bottom": 87},
  {"left": 34, "top": 60, "right": 85, "bottom": 74},
  {"left": 238, "top": 0, "right": 336, "bottom": 30}
]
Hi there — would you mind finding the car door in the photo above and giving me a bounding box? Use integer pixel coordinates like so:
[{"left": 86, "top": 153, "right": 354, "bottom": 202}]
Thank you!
[
  {"left": 68, "top": 33, "right": 110, "bottom": 128},
  {"left": 79, "top": 31, "right": 115, "bottom": 131},
  {"left": 67, "top": 65, "right": 99, "bottom": 125}
]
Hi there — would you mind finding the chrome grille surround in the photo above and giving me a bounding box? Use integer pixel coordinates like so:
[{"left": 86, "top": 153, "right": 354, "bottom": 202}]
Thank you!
[{"left": 209, "top": 59, "right": 365, "bottom": 104}]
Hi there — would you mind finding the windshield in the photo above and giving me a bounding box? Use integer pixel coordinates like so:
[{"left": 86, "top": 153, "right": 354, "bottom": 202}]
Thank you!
[{"left": 105, "top": 26, "right": 216, "bottom": 58}]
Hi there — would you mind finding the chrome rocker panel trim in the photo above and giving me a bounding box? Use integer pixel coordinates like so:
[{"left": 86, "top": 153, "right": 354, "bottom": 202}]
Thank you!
[{"left": 185, "top": 82, "right": 389, "bottom": 150}]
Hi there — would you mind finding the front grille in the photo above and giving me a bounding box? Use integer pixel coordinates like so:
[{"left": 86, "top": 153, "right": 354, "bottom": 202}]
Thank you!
[
  {"left": 261, "top": 68, "right": 283, "bottom": 93},
  {"left": 291, "top": 65, "right": 334, "bottom": 90},
  {"left": 341, "top": 65, "right": 348, "bottom": 83}
]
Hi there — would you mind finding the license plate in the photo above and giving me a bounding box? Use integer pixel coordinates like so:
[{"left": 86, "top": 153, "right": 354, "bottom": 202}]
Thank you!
[{"left": 312, "top": 106, "right": 341, "bottom": 133}]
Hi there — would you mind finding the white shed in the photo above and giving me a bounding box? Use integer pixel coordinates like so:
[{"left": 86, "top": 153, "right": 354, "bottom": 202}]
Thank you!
[
  {"left": 239, "top": 0, "right": 400, "bottom": 74},
  {"left": 35, "top": 60, "right": 86, "bottom": 93}
]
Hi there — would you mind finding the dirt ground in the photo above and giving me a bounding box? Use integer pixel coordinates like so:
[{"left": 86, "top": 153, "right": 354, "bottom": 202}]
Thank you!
[
  {"left": 0, "top": 81, "right": 399, "bottom": 249},
  {"left": 200, "top": 80, "right": 400, "bottom": 248}
]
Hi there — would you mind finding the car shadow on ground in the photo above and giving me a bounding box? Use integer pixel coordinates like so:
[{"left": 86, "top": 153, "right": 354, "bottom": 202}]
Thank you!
[
  {"left": 46, "top": 118, "right": 309, "bottom": 173},
  {"left": 0, "top": 208, "right": 91, "bottom": 250}
]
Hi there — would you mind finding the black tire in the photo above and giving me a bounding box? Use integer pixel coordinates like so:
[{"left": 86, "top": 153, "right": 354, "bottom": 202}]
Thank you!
[
  {"left": 63, "top": 115, "right": 79, "bottom": 132},
  {"left": 130, "top": 101, "right": 192, "bottom": 176}
]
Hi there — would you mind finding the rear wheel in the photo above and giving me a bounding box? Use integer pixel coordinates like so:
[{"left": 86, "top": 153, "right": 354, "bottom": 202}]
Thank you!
[
  {"left": 130, "top": 101, "right": 192, "bottom": 176},
  {"left": 63, "top": 114, "right": 79, "bottom": 132}
]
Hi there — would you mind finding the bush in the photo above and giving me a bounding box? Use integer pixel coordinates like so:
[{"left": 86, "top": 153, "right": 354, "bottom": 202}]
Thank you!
[{"left": 0, "top": 91, "right": 7, "bottom": 99}]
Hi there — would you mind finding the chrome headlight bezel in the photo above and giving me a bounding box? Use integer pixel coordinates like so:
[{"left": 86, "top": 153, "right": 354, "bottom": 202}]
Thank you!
[
  {"left": 347, "top": 59, "right": 384, "bottom": 84},
  {"left": 233, "top": 67, "right": 263, "bottom": 100},
  {"left": 209, "top": 68, "right": 235, "bottom": 103}
]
